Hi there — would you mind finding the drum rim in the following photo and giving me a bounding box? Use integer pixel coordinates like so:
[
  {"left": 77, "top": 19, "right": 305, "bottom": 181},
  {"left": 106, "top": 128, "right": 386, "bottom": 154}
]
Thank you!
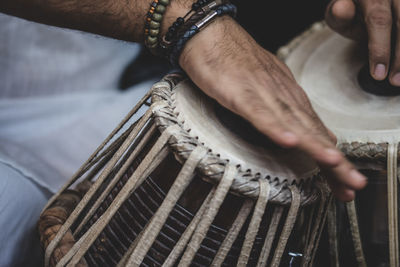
[
  {"left": 277, "top": 21, "right": 400, "bottom": 162},
  {"left": 150, "top": 73, "right": 326, "bottom": 205}
]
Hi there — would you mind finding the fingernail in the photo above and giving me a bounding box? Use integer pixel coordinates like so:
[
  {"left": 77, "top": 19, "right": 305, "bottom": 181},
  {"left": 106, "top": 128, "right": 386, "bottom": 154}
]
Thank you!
[
  {"left": 282, "top": 132, "right": 298, "bottom": 143},
  {"left": 325, "top": 148, "right": 341, "bottom": 157},
  {"left": 350, "top": 169, "right": 366, "bottom": 182},
  {"left": 392, "top": 73, "right": 400, "bottom": 86},
  {"left": 374, "top": 64, "right": 386, "bottom": 80}
]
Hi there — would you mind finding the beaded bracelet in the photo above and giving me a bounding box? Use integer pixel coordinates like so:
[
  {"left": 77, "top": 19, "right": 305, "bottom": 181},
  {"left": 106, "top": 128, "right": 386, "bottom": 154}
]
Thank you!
[
  {"left": 169, "top": 3, "right": 237, "bottom": 67},
  {"left": 144, "top": 0, "right": 170, "bottom": 50}
]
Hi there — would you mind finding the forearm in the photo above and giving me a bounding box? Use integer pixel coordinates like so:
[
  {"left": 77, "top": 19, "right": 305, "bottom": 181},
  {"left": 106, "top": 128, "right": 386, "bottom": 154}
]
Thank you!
[{"left": 0, "top": 0, "right": 194, "bottom": 42}]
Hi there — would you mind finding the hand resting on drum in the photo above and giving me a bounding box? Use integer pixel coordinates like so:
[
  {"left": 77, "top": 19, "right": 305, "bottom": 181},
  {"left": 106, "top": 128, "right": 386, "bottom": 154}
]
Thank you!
[
  {"left": 179, "top": 16, "right": 367, "bottom": 201},
  {"left": 326, "top": 0, "right": 400, "bottom": 86}
]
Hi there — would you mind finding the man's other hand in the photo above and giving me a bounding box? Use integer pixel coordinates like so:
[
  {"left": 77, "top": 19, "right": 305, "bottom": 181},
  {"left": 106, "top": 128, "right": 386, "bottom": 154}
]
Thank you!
[{"left": 326, "top": 0, "right": 400, "bottom": 86}]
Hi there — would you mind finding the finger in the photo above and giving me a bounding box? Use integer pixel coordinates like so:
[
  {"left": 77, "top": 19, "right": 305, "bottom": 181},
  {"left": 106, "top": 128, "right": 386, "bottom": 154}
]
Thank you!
[
  {"left": 284, "top": 104, "right": 366, "bottom": 187},
  {"left": 281, "top": 103, "right": 343, "bottom": 166},
  {"left": 326, "top": 0, "right": 357, "bottom": 31},
  {"left": 321, "top": 158, "right": 367, "bottom": 191},
  {"left": 278, "top": 112, "right": 342, "bottom": 167},
  {"left": 325, "top": 0, "right": 366, "bottom": 40},
  {"left": 327, "top": 129, "right": 338, "bottom": 144},
  {"left": 294, "top": 132, "right": 344, "bottom": 167},
  {"left": 247, "top": 88, "right": 338, "bottom": 164},
  {"left": 389, "top": 1, "right": 400, "bottom": 86},
  {"left": 325, "top": 171, "right": 357, "bottom": 202},
  {"left": 362, "top": 0, "right": 392, "bottom": 80},
  {"left": 243, "top": 106, "right": 300, "bottom": 148}
]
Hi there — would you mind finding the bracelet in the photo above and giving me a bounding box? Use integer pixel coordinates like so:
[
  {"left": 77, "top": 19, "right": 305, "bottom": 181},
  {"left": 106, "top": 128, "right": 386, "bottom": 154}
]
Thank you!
[
  {"left": 169, "top": 3, "right": 237, "bottom": 67},
  {"left": 144, "top": 0, "right": 170, "bottom": 50},
  {"left": 164, "top": 0, "right": 216, "bottom": 43},
  {"left": 159, "top": 0, "right": 228, "bottom": 57}
]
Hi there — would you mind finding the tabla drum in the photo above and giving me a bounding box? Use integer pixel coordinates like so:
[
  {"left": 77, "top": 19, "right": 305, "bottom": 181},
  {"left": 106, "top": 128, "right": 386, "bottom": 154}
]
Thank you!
[
  {"left": 279, "top": 22, "right": 400, "bottom": 267},
  {"left": 38, "top": 74, "right": 330, "bottom": 267}
]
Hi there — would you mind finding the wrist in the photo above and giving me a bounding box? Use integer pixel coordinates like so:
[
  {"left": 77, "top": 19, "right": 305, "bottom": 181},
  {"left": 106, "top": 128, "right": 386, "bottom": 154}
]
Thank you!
[
  {"left": 179, "top": 16, "right": 251, "bottom": 70},
  {"left": 160, "top": 0, "right": 197, "bottom": 37}
]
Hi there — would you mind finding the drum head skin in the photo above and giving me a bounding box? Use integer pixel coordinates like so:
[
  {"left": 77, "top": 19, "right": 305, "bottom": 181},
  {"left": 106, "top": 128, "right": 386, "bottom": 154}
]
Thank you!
[
  {"left": 282, "top": 23, "right": 400, "bottom": 144},
  {"left": 172, "top": 80, "right": 318, "bottom": 184}
]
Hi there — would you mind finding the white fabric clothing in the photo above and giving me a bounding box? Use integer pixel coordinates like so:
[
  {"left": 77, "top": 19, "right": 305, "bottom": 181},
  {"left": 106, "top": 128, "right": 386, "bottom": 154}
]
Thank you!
[
  {"left": 0, "top": 13, "right": 149, "bottom": 193},
  {"left": 0, "top": 13, "right": 155, "bottom": 266}
]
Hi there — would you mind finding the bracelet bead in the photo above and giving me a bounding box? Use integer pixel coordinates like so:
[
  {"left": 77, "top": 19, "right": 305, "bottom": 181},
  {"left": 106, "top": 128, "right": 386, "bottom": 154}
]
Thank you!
[
  {"left": 177, "top": 17, "right": 185, "bottom": 24},
  {"left": 155, "top": 5, "right": 166, "bottom": 13},
  {"left": 147, "top": 36, "right": 158, "bottom": 45},
  {"left": 149, "top": 29, "right": 160, "bottom": 36},
  {"left": 150, "top": 21, "right": 160, "bottom": 29},
  {"left": 159, "top": 0, "right": 169, "bottom": 5},
  {"left": 152, "top": 13, "right": 163, "bottom": 22}
]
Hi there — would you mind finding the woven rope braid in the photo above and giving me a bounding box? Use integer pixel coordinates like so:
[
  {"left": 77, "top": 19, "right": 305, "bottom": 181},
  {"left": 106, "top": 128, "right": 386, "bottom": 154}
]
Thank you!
[
  {"left": 346, "top": 200, "right": 367, "bottom": 267},
  {"left": 210, "top": 199, "right": 254, "bottom": 266},
  {"left": 327, "top": 201, "right": 339, "bottom": 267},
  {"left": 387, "top": 143, "right": 399, "bottom": 267},
  {"left": 270, "top": 186, "right": 301, "bottom": 267},
  {"left": 256, "top": 207, "right": 284, "bottom": 267},
  {"left": 237, "top": 179, "right": 270, "bottom": 266},
  {"left": 307, "top": 194, "right": 333, "bottom": 267},
  {"left": 177, "top": 164, "right": 236, "bottom": 267},
  {"left": 162, "top": 188, "right": 216, "bottom": 267}
]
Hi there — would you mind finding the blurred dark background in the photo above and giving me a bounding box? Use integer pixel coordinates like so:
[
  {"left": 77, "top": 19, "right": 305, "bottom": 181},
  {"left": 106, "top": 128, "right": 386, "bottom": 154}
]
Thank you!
[{"left": 232, "top": 0, "right": 329, "bottom": 52}]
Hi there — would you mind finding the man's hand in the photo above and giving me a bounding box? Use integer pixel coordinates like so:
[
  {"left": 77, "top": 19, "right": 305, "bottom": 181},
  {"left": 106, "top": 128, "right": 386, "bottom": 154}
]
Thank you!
[
  {"left": 326, "top": 0, "right": 400, "bottom": 85},
  {"left": 180, "top": 17, "right": 367, "bottom": 201}
]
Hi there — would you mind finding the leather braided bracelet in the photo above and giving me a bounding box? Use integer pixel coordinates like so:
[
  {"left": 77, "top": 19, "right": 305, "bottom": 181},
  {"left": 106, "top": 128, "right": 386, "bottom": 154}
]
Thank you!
[
  {"left": 164, "top": 0, "right": 217, "bottom": 43},
  {"left": 168, "top": 3, "right": 237, "bottom": 67},
  {"left": 158, "top": 0, "right": 229, "bottom": 56}
]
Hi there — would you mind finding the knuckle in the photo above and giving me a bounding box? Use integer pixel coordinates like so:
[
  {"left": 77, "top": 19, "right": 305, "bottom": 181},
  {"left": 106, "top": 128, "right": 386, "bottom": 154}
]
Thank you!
[
  {"left": 224, "top": 94, "right": 240, "bottom": 112},
  {"left": 330, "top": 134, "right": 338, "bottom": 144},
  {"left": 365, "top": 9, "right": 392, "bottom": 28},
  {"left": 229, "top": 89, "right": 254, "bottom": 113},
  {"left": 368, "top": 43, "right": 390, "bottom": 59}
]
